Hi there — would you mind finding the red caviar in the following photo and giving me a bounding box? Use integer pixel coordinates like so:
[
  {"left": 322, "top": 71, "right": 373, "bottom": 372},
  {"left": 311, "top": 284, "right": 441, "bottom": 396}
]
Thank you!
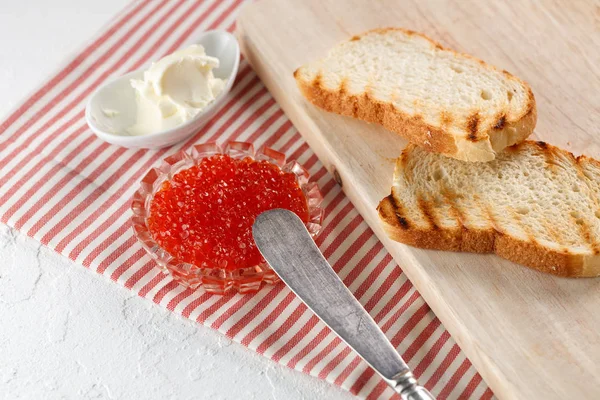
[{"left": 147, "top": 154, "right": 309, "bottom": 271}]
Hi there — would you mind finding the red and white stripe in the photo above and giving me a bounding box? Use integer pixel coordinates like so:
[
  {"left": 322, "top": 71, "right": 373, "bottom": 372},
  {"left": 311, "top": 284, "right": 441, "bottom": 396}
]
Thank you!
[{"left": 0, "top": 1, "right": 494, "bottom": 399}]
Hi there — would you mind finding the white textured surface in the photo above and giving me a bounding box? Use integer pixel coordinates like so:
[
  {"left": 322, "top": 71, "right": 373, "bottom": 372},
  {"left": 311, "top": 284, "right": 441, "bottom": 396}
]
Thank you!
[{"left": 0, "top": 2, "right": 353, "bottom": 399}]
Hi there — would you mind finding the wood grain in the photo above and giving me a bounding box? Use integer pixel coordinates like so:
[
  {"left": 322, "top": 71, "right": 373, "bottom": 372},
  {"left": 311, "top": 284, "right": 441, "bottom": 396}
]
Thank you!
[{"left": 236, "top": 0, "right": 600, "bottom": 398}]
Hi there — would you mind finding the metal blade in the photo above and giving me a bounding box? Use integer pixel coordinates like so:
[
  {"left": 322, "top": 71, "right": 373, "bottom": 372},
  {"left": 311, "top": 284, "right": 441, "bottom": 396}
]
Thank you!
[
  {"left": 253, "top": 209, "right": 409, "bottom": 380},
  {"left": 253, "top": 209, "right": 435, "bottom": 400}
]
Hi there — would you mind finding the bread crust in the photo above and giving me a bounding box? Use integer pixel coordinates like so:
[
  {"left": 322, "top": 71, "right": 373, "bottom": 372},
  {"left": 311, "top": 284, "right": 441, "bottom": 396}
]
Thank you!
[
  {"left": 378, "top": 194, "right": 589, "bottom": 277},
  {"left": 294, "top": 27, "right": 537, "bottom": 162},
  {"left": 377, "top": 141, "right": 600, "bottom": 278}
]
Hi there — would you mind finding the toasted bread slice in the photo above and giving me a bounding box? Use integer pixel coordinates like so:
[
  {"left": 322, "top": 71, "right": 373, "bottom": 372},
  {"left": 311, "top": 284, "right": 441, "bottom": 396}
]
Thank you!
[
  {"left": 294, "top": 28, "right": 537, "bottom": 162},
  {"left": 377, "top": 141, "right": 600, "bottom": 277}
]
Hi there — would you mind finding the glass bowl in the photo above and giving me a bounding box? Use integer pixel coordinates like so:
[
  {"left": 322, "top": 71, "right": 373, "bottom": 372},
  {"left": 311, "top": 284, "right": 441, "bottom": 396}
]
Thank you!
[{"left": 131, "top": 141, "right": 324, "bottom": 294}]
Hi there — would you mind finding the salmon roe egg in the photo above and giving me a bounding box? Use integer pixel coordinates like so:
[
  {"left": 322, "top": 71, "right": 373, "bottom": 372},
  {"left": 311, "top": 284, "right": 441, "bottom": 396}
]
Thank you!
[{"left": 147, "top": 154, "right": 309, "bottom": 271}]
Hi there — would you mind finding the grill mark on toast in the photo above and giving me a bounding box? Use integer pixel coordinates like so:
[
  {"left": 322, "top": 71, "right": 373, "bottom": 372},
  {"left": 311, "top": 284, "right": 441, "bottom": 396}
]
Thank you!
[
  {"left": 373, "top": 28, "right": 448, "bottom": 52},
  {"left": 313, "top": 72, "right": 323, "bottom": 85},
  {"left": 571, "top": 214, "right": 600, "bottom": 254},
  {"left": 482, "top": 201, "right": 502, "bottom": 233},
  {"left": 510, "top": 209, "right": 538, "bottom": 243},
  {"left": 350, "top": 35, "right": 361, "bottom": 41},
  {"left": 312, "top": 72, "right": 324, "bottom": 89},
  {"left": 578, "top": 222, "right": 600, "bottom": 254},
  {"left": 440, "top": 111, "right": 453, "bottom": 126},
  {"left": 524, "top": 87, "right": 536, "bottom": 117},
  {"left": 388, "top": 192, "right": 411, "bottom": 230},
  {"left": 351, "top": 95, "right": 359, "bottom": 116},
  {"left": 536, "top": 141, "right": 559, "bottom": 171},
  {"left": 568, "top": 158, "right": 600, "bottom": 253},
  {"left": 493, "top": 115, "right": 506, "bottom": 130},
  {"left": 364, "top": 82, "right": 373, "bottom": 97},
  {"left": 577, "top": 158, "right": 600, "bottom": 211},
  {"left": 339, "top": 78, "right": 349, "bottom": 94},
  {"left": 466, "top": 113, "right": 480, "bottom": 141},
  {"left": 339, "top": 78, "right": 359, "bottom": 116},
  {"left": 399, "top": 146, "right": 411, "bottom": 168},
  {"left": 398, "top": 149, "right": 413, "bottom": 185},
  {"left": 540, "top": 219, "right": 568, "bottom": 250},
  {"left": 389, "top": 91, "right": 399, "bottom": 113},
  {"left": 440, "top": 188, "right": 467, "bottom": 226},
  {"left": 417, "top": 194, "right": 439, "bottom": 230},
  {"left": 570, "top": 154, "right": 590, "bottom": 187}
]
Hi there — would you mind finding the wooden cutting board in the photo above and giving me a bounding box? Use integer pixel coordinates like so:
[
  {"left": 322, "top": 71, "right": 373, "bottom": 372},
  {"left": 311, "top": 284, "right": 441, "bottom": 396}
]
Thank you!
[{"left": 236, "top": 1, "right": 600, "bottom": 398}]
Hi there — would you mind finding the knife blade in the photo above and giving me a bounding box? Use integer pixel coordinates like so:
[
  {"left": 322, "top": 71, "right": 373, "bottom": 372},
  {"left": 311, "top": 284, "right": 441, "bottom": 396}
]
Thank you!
[{"left": 253, "top": 209, "right": 434, "bottom": 400}]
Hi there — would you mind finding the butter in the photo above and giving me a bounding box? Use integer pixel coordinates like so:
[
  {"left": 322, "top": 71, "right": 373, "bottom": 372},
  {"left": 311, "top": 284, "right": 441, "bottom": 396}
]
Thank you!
[
  {"left": 128, "top": 45, "right": 225, "bottom": 136},
  {"left": 102, "top": 108, "right": 120, "bottom": 118}
]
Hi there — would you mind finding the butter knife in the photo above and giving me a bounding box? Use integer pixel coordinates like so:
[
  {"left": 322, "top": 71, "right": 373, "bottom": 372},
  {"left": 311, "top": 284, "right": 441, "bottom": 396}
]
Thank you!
[{"left": 253, "top": 209, "right": 435, "bottom": 400}]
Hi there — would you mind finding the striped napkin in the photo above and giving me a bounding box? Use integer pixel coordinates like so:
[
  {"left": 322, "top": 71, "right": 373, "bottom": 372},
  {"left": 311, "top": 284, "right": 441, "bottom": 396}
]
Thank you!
[{"left": 0, "top": 1, "right": 494, "bottom": 399}]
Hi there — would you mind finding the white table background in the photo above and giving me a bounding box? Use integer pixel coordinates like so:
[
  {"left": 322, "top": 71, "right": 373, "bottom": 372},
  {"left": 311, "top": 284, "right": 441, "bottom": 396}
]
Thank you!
[{"left": 0, "top": 1, "right": 354, "bottom": 399}]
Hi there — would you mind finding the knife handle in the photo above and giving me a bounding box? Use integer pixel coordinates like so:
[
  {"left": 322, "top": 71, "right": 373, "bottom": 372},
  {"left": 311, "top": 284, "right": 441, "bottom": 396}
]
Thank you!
[{"left": 391, "top": 370, "right": 435, "bottom": 400}]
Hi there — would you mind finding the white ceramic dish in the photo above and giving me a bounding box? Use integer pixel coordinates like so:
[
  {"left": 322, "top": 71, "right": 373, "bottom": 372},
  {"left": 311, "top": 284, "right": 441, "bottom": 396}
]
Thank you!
[{"left": 85, "top": 30, "right": 240, "bottom": 149}]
